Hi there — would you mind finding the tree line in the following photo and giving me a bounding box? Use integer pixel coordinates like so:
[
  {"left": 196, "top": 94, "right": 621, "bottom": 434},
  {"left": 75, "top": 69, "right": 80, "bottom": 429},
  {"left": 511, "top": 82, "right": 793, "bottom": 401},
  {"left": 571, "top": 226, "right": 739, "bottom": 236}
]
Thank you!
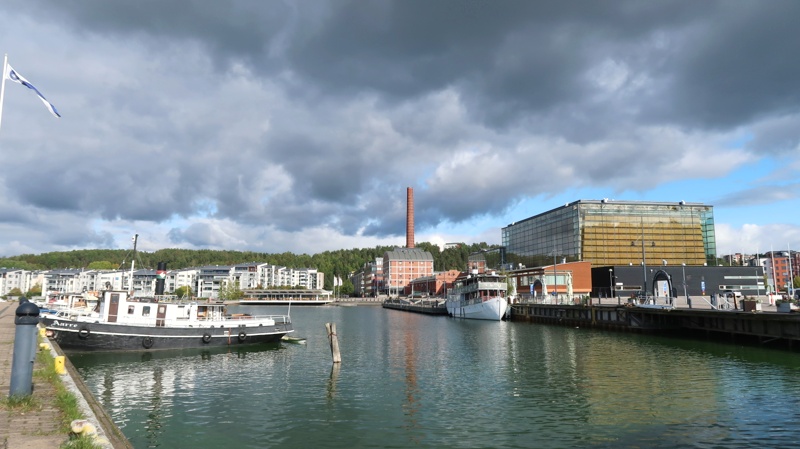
[{"left": 0, "top": 242, "right": 500, "bottom": 294}]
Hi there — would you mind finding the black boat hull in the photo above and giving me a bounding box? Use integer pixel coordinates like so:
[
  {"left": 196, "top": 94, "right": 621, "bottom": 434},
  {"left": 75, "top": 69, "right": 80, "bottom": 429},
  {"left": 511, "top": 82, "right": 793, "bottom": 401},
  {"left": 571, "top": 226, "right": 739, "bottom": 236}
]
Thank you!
[{"left": 47, "top": 320, "right": 293, "bottom": 352}]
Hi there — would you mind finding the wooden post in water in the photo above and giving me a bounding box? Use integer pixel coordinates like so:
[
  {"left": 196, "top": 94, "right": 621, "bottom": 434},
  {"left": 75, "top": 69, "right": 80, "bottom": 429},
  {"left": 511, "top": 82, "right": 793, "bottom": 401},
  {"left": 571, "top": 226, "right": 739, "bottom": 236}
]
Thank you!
[{"left": 326, "top": 322, "right": 341, "bottom": 363}]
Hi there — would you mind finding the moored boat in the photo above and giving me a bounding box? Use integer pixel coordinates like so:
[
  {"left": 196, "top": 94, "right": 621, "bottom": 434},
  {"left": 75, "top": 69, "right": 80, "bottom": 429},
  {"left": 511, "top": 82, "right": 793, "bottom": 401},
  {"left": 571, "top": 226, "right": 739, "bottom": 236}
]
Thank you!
[
  {"left": 46, "top": 289, "right": 293, "bottom": 352},
  {"left": 446, "top": 271, "right": 509, "bottom": 321},
  {"left": 37, "top": 292, "right": 99, "bottom": 321}
]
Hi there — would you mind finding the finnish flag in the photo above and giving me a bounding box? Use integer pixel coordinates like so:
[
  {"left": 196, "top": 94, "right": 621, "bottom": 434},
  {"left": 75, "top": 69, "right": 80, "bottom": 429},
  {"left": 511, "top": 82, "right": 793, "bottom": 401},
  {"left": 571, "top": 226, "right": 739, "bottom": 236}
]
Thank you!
[{"left": 5, "top": 64, "right": 61, "bottom": 118}]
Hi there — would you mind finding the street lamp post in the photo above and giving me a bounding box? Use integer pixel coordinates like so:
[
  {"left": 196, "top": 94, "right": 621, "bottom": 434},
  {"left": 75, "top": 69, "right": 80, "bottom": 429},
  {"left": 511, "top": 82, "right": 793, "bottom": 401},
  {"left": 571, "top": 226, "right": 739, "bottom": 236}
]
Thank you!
[{"left": 682, "top": 263, "right": 691, "bottom": 309}]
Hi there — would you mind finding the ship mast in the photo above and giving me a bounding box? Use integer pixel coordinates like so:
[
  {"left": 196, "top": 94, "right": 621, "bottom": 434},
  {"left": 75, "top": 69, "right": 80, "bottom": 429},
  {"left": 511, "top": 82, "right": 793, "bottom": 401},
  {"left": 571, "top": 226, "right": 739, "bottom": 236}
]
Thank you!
[{"left": 129, "top": 234, "right": 138, "bottom": 296}]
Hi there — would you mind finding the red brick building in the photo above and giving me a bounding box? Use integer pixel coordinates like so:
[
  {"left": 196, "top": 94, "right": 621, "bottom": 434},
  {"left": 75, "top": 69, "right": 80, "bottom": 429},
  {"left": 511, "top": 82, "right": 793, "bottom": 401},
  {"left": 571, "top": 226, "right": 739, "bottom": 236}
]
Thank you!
[
  {"left": 408, "top": 270, "right": 461, "bottom": 297},
  {"left": 383, "top": 247, "right": 434, "bottom": 296},
  {"left": 507, "top": 261, "right": 593, "bottom": 301}
]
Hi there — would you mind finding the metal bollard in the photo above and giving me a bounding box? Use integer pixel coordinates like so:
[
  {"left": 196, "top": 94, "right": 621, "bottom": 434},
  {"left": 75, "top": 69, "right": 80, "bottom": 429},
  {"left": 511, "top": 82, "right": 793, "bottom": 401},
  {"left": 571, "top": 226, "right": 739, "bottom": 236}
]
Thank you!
[{"left": 9, "top": 300, "right": 40, "bottom": 397}]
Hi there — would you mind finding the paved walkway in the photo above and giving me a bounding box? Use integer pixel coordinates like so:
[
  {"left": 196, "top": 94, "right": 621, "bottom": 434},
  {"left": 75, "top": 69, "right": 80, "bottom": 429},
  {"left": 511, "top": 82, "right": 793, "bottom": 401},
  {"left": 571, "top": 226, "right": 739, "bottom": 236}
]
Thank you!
[
  {"left": 0, "top": 302, "right": 128, "bottom": 449},
  {"left": 0, "top": 302, "right": 66, "bottom": 449}
]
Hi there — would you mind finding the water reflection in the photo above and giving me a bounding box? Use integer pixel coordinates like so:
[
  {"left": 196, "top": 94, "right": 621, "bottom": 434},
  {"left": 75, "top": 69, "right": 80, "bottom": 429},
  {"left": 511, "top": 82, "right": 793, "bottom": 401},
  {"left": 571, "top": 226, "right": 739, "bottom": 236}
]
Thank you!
[
  {"left": 72, "top": 307, "right": 800, "bottom": 449},
  {"left": 327, "top": 363, "right": 340, "bottom": 401}
]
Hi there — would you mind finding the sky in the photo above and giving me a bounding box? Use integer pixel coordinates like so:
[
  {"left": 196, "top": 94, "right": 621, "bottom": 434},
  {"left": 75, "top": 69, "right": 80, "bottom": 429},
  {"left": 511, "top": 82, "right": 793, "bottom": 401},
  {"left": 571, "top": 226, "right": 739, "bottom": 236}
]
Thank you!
[{"left": 0, "top": 0, "right": 798, "bottom": 258}]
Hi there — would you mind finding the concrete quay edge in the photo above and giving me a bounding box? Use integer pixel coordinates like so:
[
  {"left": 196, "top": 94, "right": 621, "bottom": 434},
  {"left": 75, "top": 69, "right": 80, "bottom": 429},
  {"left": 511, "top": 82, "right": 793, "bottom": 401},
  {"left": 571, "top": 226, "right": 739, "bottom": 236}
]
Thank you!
[{"left": 0, "top": 302, "right": 132, "bottom": 449}]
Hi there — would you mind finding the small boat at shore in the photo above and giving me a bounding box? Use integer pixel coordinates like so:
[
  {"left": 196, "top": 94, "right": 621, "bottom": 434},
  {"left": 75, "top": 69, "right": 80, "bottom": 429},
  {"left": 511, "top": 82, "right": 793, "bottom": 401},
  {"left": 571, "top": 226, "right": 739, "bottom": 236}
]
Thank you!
[
  {"left": 446, "top": 271, "right": 509, "bottom": 321},
  {"left": 46, "top": 289, "right": 293, "bottom": 351},
  {"left": 45, "top": 234, "right": 293, "bottom": 351},
  {"left": 37, "top": 292, "right": 99, "bottom": 322}
]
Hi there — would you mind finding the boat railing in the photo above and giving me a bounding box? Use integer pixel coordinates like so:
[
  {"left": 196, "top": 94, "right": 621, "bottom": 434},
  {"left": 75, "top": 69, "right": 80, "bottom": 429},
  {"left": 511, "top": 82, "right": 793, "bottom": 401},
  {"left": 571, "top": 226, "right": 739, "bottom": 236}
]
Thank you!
[
  {"left": 224, "top": 313, "right": 291, "bottom": 323},
  {"left": 118, "top": 313, "right": 291, "bottom": 327}
]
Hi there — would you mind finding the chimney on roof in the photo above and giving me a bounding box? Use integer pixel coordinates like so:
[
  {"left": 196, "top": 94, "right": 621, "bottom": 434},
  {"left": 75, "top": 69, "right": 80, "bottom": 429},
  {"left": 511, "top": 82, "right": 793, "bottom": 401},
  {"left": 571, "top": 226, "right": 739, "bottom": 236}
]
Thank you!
[{"left": 406, "top": 187, "right": 414, "bottom": 248}]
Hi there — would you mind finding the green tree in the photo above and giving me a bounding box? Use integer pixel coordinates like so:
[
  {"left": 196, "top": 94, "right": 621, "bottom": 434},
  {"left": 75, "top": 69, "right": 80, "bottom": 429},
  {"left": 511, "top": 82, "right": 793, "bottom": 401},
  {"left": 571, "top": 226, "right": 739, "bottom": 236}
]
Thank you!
[
  {"left": 87, "top": 261, "right": 116, "bottom": 270},
  {"left": 0, "top": 259, "right": 41, "bottom": 270},
  {"left": 7, "top": 287, "right": 23, "bottom": 297},
  {"left": 218, "top": 281, "right": 244, "bottom": 301},
  {"left": 25, "top": 283, "right": 42, "bottom": 297},
  {"left": 174, "top": 285, "right": 193, "bottom": 299}
]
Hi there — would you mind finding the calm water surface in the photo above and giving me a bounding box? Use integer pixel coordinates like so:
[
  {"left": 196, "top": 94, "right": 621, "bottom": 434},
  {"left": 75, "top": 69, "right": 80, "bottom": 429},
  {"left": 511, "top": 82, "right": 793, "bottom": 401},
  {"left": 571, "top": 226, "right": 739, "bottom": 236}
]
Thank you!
[{"left": 70, "top": 305, "right": 800, "bottom": 448}]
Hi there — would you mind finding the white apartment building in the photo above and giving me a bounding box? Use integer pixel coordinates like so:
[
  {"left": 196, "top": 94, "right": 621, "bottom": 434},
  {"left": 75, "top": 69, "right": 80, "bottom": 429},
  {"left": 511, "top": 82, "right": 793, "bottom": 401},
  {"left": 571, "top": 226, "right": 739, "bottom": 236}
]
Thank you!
[
  {"left": 166, "top": 268, "right": 198, "bottom": 295},
  {"left": 2, "top": 263, "right": 325, "bottom": 299},
  {"left": 0, "top": 269, "right": 34, "bottom": 296}
]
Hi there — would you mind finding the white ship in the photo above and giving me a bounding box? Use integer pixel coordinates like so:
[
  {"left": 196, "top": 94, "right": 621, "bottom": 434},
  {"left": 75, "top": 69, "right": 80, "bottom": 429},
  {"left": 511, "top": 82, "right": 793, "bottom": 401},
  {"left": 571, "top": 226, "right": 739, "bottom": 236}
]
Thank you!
[{"left": 446, "top": 271, "right": 509, "bottom": 321}]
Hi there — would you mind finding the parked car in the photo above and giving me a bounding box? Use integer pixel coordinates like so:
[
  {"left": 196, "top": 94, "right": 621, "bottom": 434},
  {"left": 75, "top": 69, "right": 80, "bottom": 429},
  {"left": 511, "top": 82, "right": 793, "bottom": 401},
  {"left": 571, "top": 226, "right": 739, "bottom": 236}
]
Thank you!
[{"left": 722, "top": 290, "right": 742, "bottom": 299}]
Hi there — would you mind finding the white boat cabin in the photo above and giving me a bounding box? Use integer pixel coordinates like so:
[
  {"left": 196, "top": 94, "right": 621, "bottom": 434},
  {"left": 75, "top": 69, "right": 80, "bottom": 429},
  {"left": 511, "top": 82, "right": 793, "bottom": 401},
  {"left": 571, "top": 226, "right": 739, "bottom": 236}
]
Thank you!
[
  {"left": 91, "top": 290, "right": 250, "bottom": 328},
  {"left": 449, "top": 272, "right": 508, "bottom": 304}
]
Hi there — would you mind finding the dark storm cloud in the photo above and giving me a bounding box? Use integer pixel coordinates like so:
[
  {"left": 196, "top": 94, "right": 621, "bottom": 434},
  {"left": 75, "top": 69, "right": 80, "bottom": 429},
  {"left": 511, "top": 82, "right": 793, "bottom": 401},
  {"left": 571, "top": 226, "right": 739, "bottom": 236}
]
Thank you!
[
  {"left": 12, "top": 0, "right": 292, "bottom": 69},
  {"left": 1, "top": 0, "right": 799, "bottom": 254},
  {"left": 662, "top": 2, "right": 800, "bottom": 130}
]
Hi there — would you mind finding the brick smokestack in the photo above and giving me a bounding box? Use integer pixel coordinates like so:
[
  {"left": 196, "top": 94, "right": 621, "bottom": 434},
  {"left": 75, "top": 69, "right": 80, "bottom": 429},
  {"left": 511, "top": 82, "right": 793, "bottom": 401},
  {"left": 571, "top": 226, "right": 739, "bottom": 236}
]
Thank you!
[{"left": 406, "top": 187, "right": 414, "bottom": 248}]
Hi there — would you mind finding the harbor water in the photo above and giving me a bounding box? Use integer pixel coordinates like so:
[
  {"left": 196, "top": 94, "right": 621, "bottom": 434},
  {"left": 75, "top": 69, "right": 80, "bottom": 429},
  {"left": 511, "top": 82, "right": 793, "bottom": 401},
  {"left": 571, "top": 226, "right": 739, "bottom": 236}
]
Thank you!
[{"left": 70, "top": 305, "right": 800, "bottom": 448}]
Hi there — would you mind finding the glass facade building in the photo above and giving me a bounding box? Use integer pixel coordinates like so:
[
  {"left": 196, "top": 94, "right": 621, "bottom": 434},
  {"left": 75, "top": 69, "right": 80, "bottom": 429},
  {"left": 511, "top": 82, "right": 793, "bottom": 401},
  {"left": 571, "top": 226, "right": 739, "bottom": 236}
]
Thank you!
[{"left": 501, "top": 200, "right": 716, "bottom": 267}]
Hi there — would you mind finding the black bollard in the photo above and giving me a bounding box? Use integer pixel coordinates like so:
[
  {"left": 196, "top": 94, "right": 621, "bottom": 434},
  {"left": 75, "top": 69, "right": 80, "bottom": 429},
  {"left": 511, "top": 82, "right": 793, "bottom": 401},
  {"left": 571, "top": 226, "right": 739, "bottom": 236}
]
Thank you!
[{"left": 9, "top": 300, "right": 40, "bottom": 397}]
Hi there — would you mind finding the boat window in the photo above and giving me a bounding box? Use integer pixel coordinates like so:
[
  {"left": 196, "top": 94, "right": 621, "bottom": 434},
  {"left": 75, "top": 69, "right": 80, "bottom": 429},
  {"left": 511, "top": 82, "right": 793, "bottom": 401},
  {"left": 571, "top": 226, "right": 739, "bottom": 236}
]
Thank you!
[
  {"left": 142, "top": 306, "right": 151, "bottom": 317},
  {"left": 128, "top": 306, "right": 135, "bottom": 314}
]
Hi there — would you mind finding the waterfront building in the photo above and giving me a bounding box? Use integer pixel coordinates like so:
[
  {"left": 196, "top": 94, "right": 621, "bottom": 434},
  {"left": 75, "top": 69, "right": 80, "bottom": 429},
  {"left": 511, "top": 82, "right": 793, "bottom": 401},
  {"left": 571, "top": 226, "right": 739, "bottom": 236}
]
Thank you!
[
  {"left": 407, "top": 270, "right": 461, "bottom": 297},
  {"left": 95, "top": 270, "right": 126, "bottom": 292},
  {"left": 195, "top": 265, "right": 234, "bottom": 298},
  {"left": 383, "top": 247, "right": 434, "bottom": 296},
  {"left": 351, "top": 270, "right": 365, "bottom": 296},
  {"left": 0, "top": 268, "right": 33, "bottom": 296},
  {"left": 502, "top": 199, "right": 716, "bottom": 268},
  {"left": 593, "top": 264, "right": 765, "bottom": 302},
  {"left": 508, "top": 261, "right": 593, "bottom": 302},
  {"left": 42, "top": 269, "right": 83, "bottom": 294},
  {"left": 763, "top": 251, "right": 798, "bottom": 294},
  {"left": 351, "top": 257, "right": 384, "bottom": 297},
  {"left": 468, "top": 253, "right": 487, "bottom": 273},
  {"left": 165, "top": 268, "right": 198, "bottom": 294},
  {"left": 0, "top": 261, "right": 324, "bottom": 299},
  {"left": 232, "top": 263, "right": 263, "bottom": 290},
  {"left": 291, "top": 267, "right": 324, "bottom": 290},
  {"left": 126, "top": 268, "right": 159, "bottom": 294}
]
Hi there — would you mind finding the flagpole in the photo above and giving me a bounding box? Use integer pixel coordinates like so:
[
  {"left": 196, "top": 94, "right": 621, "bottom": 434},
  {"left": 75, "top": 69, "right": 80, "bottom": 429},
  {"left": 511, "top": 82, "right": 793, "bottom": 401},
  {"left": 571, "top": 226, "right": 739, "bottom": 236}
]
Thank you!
[{"left": 0, "top": 53, "right": 8, "bottom": 131}]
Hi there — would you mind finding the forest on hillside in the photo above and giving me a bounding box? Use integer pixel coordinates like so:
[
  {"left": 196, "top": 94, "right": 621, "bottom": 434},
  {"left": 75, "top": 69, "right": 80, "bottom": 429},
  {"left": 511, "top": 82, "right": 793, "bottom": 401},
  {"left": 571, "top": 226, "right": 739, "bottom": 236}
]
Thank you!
[{"left": 0, "top": 242, "right": 500, "bottom": 294}]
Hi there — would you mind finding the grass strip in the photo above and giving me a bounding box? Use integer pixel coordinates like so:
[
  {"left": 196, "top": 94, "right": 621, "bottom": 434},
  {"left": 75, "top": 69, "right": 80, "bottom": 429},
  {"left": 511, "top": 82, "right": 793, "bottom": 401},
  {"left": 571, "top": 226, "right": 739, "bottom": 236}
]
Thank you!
[{"left": 35, "top": 339, "right": 104, "bottom": 449}]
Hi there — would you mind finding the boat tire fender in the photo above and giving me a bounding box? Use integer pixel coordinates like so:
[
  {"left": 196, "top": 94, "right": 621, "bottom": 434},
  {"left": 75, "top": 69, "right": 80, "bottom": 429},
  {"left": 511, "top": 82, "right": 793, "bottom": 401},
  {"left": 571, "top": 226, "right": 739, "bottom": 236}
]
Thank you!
[
  {"left": 142, "top": 337, "right": 154, "bottom": 349},
  {"left": 238, "top": 331, "right": 247, "bottom": 342},
  {"left": 78, "top": 327, "right": 90, "bottom": 339},
  {"left": 202, "top": 333, "right": 212, "bottom": 343}
]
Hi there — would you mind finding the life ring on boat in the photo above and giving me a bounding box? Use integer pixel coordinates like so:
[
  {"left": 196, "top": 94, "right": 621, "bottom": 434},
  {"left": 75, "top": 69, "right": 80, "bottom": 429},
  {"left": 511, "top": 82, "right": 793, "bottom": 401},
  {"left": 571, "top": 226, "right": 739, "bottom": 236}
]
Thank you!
[
  {"left": 78, "top": 327, "right": 90, "bottom": 339},
  {"left": 237, "top": 331, "right": 247, "bottom": 342},
  {"left": 142, "top": 337, "right": 154, "bottom": 349},
  {"left": 202, "top": 333, "right": 212, "bottom": 343}
]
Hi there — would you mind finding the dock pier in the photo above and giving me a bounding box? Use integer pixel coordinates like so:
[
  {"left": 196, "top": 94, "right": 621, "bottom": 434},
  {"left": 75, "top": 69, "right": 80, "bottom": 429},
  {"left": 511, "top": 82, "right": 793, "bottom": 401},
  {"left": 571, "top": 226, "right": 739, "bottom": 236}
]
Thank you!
[
  {"left": 382, "top": 298, "right": 448, "bottom": 315},
  {"left": 510, "top": 302, "right": 800, "bottom": 349}
]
